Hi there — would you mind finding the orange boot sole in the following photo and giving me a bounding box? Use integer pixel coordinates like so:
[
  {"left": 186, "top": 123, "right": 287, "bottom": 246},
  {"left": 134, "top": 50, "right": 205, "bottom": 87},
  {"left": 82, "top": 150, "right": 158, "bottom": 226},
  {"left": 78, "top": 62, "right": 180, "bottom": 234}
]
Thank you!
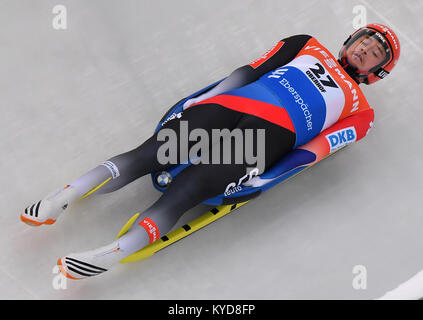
[
  {"left": 57, "top": 258, "right": 83, "bottom": 280},
  {"left": 20, "top": 214, "right": 56, "bottom": 226}
]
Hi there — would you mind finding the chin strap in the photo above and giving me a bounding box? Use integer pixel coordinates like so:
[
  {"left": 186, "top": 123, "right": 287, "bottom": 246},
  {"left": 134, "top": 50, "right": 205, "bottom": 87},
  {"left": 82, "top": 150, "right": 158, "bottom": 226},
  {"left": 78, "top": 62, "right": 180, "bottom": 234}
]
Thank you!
[{"left": 338, "top": 58, "right": 362, "bottom": 84}]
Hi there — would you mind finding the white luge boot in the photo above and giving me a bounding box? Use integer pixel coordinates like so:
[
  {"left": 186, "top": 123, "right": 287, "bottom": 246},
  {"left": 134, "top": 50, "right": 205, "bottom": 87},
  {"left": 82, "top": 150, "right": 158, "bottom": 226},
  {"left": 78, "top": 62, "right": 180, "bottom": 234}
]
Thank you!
[
  {"left": 20, "top": 185, "right": 80, "bottom": 226},
  {"left": 58, "top": 240, "right": 125, "bottom": 280}
]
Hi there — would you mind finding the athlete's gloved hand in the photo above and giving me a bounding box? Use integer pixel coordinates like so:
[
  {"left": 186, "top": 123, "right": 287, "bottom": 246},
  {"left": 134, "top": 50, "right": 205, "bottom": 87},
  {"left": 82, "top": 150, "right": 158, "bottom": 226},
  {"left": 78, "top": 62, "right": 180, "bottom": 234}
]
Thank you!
[{"left": 183, "top": 97, "right": 202, "bottom": 110}]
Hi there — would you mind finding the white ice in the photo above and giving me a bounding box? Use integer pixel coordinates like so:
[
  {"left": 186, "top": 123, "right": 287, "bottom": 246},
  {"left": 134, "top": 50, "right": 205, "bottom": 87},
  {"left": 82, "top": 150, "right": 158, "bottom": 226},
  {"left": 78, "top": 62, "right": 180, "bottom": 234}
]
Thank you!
[{"left": 0, "top": 0, "right": 422, "bottom": 299}]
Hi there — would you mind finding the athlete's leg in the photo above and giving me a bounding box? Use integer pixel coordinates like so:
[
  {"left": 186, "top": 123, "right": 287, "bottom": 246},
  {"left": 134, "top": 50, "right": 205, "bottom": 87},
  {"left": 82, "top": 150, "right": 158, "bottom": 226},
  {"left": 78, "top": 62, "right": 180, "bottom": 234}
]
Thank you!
[
  {"left": 57, "top": 116, "right": 296, "bottom": 279},
  {"left": 90, "top": 104, "right": 244, "bottom": 194},
  {"left": 21, "top": 104, "right": 243, "bottom": 226},
  {"left": 118, "top": 115, "right": 296, "bottom": 254}
]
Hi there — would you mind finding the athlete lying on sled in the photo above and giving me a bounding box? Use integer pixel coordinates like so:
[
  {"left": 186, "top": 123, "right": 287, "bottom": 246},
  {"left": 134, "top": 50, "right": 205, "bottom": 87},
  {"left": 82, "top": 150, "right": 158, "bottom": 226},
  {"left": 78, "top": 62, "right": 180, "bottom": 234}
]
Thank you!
[{"left": 20, "top": 23, "right": 400, "bottom": 279}]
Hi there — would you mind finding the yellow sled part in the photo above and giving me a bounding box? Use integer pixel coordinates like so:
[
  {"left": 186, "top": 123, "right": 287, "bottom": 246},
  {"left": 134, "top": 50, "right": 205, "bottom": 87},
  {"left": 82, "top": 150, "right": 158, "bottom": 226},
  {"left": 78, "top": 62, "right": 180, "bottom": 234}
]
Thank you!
[
  {"left": 118, "top": 201, "right": 249, "bottom": 264},
  {"left": 116, "top": 212, "right": 140, "bottom": 239},
  {"left": 79, "top": 177, "right": 112, "bottom": 200},
  {"left": 117, "top": 144, "right": 350, "bottom": 264}
]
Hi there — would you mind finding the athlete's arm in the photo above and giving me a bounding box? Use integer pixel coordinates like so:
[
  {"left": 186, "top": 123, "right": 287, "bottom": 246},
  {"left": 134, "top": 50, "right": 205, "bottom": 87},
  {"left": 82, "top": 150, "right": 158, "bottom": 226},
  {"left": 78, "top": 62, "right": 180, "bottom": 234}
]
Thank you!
[
  {"left": 183, "top": 34, "right": 312, "bottom": 109},
  {"left": 297, "top": 108, "right": 375, "bottom": 165},
  {"left": 245, "top": 108, "right": 375, "bottom": 188}
]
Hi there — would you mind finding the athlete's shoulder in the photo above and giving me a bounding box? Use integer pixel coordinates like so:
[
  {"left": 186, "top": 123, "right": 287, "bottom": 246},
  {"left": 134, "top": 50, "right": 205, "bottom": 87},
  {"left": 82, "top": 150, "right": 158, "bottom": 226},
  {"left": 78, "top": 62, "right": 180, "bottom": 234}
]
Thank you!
[
  {"left": 285, "top": 36, "right": 336, "bottom": 60},
  {"left": 294, "top": 36, "right": 331, "bottom": 50},
  {"left": 280, "top": 34, "right": 313, "bottom": 46},
  {"left": 246, "top": 35, "right": 314, "bottom": 71}
]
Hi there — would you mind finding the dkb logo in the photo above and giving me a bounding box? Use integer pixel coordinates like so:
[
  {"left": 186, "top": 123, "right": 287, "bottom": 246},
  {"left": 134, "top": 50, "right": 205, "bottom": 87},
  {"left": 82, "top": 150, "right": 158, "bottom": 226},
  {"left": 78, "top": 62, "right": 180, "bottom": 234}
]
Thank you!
[{"left": 325, "top": 127, "right": 357, "bottom": 153}]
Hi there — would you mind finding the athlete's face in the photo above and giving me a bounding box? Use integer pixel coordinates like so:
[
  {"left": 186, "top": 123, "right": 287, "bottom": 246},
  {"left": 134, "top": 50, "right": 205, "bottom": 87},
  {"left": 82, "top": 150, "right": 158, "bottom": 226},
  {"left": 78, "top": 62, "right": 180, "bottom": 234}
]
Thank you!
[{"left": 346, "top": 35, "right": 387, "bottom": 72}]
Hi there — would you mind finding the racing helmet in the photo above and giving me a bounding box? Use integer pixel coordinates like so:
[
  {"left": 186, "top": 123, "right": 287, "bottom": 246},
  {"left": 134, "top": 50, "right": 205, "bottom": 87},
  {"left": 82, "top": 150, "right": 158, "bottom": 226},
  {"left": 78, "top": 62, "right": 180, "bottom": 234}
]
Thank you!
[{"left": 338, "top": 23, "right": 400, "bottom": 84}]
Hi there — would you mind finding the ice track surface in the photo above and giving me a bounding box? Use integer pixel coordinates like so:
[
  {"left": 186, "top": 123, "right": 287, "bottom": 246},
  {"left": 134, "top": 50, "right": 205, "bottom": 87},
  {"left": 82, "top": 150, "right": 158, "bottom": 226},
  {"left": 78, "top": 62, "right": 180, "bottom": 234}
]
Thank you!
[{"left": 1, "top": 0, "right": 422, "bottom": 299}]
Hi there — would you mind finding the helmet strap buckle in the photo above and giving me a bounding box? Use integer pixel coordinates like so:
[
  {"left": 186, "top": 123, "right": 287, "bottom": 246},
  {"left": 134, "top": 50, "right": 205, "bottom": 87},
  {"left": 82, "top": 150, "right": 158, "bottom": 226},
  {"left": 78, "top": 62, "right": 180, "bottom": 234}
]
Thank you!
[{"left": 375, "top": 68, "right": 390, "bottom": 79}]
